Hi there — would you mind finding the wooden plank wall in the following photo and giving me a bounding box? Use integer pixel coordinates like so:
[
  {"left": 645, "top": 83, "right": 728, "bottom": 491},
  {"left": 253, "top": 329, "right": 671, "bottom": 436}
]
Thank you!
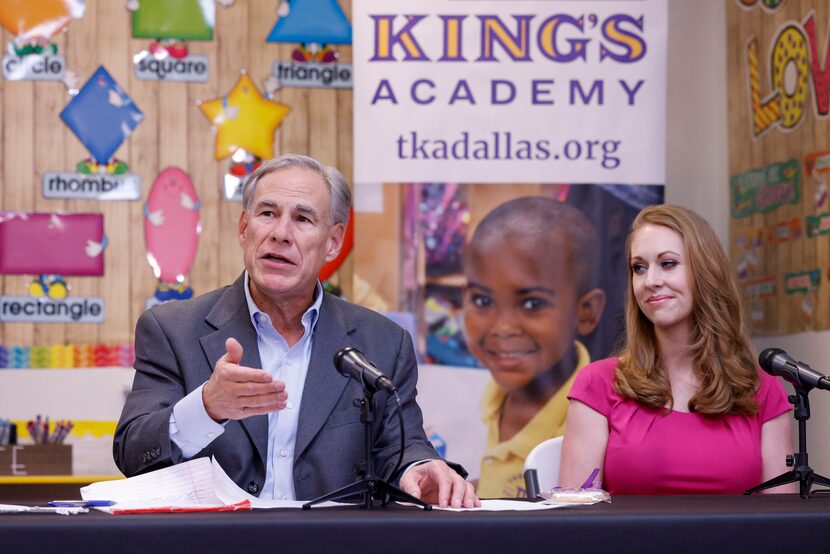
[
  {"left": 0, "top": 0, "right": 353, "bottom": 348},
  {"left": 727, "top": 1, "right": 830, "bottom": 335}
]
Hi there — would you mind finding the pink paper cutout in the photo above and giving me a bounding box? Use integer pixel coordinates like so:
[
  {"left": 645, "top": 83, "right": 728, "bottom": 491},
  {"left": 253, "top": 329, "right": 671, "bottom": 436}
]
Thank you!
[
  {"left": 0, "top": 212, "right": 104, "bottom": 276},
  {"left": 144, "top": 167, "right": 201, "bottom": 284}
]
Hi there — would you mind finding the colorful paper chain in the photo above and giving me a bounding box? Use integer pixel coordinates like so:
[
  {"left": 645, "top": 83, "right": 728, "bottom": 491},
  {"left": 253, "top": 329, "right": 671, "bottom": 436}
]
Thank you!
[{"left": 0, "top": 343, "right": 134, "bottom": 369}]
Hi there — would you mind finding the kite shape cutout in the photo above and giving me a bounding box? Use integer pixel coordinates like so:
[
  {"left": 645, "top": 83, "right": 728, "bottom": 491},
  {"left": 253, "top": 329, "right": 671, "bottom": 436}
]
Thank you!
[{"left": 60, "top": 66, "right": 144, "bottom": 165}]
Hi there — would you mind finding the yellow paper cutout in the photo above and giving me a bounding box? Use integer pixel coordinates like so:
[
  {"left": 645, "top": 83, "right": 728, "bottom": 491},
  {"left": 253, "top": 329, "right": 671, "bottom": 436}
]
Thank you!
[{"left": 199, "top": 73, "right": 291, "bottom": 160}]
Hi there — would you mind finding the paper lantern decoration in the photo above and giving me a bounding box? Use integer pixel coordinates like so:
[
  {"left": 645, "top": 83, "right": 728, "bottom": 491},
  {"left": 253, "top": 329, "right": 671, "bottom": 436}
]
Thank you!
[
  {"left": 132, "top": 0, "right": 214, "bottom": 41},
  {"left": 0, "top": 212, "right": 105, "bottom": 276},
  {"left": 266, "top": 0, "right": 351, "bottom": 45},
  {"left": 199, "top": 72, "right": 290, "bottom": 160},
  {"left": 0, "top": 0, "right": 84, "bottom": 44},
  {"left": 60, "top": 66, "right": 144, "bottom": 165},
  {"left": 144, "top": 167, "right": 201, "bottom": 301}
]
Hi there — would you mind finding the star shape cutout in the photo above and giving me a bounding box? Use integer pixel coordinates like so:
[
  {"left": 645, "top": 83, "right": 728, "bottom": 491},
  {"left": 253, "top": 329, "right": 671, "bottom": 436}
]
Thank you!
[{"left": 199, "top": 73, "right": 291, "bottom": 161}]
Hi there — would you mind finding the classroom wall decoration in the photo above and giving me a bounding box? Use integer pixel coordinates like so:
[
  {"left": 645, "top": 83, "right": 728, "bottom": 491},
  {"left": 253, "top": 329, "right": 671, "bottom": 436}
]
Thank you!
[
  {"left": 0, "top": 0, "right": 354, "bottom": 351},
  {"left": 0, "top": 212, "right": 106, "bottom": 323},
  {"left": 43, "top": 65, "right": 144, "bottom": 201},
  {"left": 60, "top": 65, "right": 144, "bottom": 169},
  {"left": 143, "top": 167, "right": 201, "bottom": 308},
  {"left": 199, "top": 71, "right": 291, "bottom": 201},
  {"left": 130, "top": 0, "right": 215, "bottom": 41},
  {"left": 129, "top": 0, "right": 219, "bottom": 83},
  {"left": 0, "top": 0, "right": 85, "bottom": 82},
  {"left": 727, "top": 1, "right": 830, "bottom": 335},
  {"left": 266, "top": 0, "right": 353, "bottom": 90}
]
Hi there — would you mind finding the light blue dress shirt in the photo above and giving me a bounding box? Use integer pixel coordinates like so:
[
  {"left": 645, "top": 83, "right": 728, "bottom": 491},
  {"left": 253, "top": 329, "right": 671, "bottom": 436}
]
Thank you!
[{"left": 169, "top": 273, "right": 323, "bottom": 500}]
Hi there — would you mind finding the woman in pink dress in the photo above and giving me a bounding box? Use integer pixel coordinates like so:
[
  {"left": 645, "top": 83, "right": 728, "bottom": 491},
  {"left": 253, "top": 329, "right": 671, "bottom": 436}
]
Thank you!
[{"left": 559, "top": 205, "right": 794, "bottom": 494}]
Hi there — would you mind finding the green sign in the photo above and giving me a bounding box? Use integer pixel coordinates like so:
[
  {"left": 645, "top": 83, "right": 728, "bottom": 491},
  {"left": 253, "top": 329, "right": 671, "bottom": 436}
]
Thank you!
[{"left": 730, "top": 158, "right": 800, "bottom": 219}]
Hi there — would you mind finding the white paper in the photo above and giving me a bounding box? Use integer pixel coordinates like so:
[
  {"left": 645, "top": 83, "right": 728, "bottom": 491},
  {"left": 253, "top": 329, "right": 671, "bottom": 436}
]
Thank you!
[
  {"left": 81, "top": 457, "right": 224, "bottom": 511},
  {"left": 420, "top": 499, "right": 571, "bottom": 512},
  {"left": 80, "top": 457, "right": 342, "bottom": 512}
]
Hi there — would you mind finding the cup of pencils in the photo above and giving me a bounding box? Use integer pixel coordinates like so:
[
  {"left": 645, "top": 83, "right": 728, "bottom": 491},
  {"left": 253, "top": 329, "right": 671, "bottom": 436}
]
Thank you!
[
  {"left": 27, "top": 415, "right": 74, "bottom": 444},
  {"left": 0, "top": 415, "right": 74, "bottom": 476}
]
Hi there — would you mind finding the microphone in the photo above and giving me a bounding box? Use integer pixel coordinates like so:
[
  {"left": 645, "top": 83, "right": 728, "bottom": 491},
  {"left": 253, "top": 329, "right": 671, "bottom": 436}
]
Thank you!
[
  {"left": 759, "top": 348, "right": 830, "bottom": 391},
  {"left": 334, "top": 347, "right": 397, "bottom": 393}
]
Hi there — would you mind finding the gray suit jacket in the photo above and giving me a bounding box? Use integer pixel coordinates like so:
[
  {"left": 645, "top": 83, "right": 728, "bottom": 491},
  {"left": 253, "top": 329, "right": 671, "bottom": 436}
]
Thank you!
[{"left": 114, "top": 274, "right": 458, "bottom": 499}]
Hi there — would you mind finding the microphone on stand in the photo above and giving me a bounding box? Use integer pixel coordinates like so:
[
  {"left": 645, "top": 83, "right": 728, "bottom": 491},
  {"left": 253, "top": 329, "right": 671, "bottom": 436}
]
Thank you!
[
  {"left": 334, "top": 347, "right": 397, "bottom": 393},
  {"left": 758, "top": 348, "right": 830, "bottom": 391}
]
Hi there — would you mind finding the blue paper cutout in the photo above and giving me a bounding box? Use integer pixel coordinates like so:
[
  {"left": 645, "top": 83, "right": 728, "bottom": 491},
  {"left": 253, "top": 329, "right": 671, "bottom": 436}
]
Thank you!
[
  {"left": 266, "top": 0, "right": 351, "bottom": 45},
  {"left": 60, "top": 66, "right": 144, "bottom": 164}
]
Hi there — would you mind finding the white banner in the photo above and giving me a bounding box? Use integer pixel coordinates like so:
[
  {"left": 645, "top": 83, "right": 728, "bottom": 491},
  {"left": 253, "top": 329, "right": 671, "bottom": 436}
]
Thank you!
[{"left": 354, "top": 0, "right": 667, "bottom": 184}]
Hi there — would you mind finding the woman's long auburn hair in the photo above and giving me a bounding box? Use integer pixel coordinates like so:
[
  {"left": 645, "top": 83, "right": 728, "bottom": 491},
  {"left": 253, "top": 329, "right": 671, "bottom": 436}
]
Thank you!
[{"left": 614, "top": 204, "right": 759, "bottom": 415}]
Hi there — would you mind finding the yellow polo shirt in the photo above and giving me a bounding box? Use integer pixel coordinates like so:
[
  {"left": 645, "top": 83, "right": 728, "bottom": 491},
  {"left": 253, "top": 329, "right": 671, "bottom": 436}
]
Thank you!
[{"left": 476, "top": 341, "right": 590, "bottom": 499}]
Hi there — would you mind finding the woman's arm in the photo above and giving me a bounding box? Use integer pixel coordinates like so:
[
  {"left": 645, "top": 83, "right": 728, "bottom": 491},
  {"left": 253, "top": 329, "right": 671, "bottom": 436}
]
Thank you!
[
  {"left": 559, "top": 399, "right": 609, "bottom": 488},
  {"left": 759, "top": 412, "right": 796, "bottom": 493}
]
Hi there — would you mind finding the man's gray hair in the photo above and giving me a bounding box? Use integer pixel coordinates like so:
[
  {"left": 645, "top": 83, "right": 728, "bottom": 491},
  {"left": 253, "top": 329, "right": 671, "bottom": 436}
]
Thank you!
[{"left": 241, "top": 154, "right": 351, "bottom": 226}]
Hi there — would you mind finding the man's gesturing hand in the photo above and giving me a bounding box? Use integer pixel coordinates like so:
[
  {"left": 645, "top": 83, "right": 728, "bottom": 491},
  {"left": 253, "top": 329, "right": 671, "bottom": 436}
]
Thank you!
[{"left": 203, "top": 337, "right": 287, "bottom": 422}]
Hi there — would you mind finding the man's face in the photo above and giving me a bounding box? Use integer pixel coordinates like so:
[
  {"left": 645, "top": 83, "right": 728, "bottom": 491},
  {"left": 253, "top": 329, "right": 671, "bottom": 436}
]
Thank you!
[
  {"left": 462, "top": 233, "right": 581, "bottom": 392},
  {"left": 238, "top": 167, "right": 344, "bottom": 311}
]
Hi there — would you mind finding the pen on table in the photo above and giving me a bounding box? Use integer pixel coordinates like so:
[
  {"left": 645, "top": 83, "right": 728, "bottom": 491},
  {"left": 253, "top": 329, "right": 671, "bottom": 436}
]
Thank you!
[
  {"left": 580, "top": 468, "right": 601, "bottom": 489},
  {"left": 49, "top": 500, "right": 116, "bottom": 507}
]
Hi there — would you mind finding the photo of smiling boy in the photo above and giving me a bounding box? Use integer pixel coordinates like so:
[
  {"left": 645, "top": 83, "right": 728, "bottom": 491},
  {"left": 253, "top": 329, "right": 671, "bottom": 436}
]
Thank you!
[{"left": 464, "top": 196, "right": 606, "bottom": 498}]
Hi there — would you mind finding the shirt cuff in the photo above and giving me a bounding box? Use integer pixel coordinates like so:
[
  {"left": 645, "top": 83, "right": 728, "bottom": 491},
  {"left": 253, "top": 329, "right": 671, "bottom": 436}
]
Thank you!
[
  {"left": 400, "top": 459, "right": 432, "bottom": 479},
  {"left": 169, "top": 384, "right": 226, "bottom": 458}
]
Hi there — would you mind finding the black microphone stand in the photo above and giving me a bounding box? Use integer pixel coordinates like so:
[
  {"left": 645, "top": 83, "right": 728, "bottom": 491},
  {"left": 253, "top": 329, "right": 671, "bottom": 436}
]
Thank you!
[
  {"left": 745, "top": 385, "right": 830, "bottom": 498},
  {"left": 303, "top": 388, "right": 432, "bottom": 510}
]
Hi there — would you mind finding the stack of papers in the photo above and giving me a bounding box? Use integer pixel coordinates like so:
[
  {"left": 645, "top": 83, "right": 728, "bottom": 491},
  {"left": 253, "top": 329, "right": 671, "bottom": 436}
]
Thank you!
[{"left": 81, "top": 457, "right": 340, "bottom": 513}]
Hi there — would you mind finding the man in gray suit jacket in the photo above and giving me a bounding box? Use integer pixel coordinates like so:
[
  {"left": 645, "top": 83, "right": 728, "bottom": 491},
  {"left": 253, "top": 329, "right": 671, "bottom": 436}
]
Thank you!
[{"left": 114, "top": 154, "right": 478, "bottom": 508}]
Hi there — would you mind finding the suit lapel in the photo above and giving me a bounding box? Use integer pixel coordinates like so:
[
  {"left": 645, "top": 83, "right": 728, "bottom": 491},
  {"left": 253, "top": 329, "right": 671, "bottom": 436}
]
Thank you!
[
  {"left": 199, "top": 274, "right": 268, "bottom": 468},
  {"left": 294, "top": 294, "right": 355, "bottom": 460}
]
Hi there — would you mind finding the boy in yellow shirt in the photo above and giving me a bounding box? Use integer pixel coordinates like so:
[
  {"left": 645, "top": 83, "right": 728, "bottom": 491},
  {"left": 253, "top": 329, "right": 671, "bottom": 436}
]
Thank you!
[{"left": 463, "top": 197, "right": 605, "bottom": 498}]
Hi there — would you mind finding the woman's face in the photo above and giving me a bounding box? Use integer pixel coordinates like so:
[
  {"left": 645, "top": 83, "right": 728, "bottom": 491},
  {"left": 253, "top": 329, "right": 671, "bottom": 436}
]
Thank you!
[{"left": 629, "top": 224, "right": 693, "bottom": 335}]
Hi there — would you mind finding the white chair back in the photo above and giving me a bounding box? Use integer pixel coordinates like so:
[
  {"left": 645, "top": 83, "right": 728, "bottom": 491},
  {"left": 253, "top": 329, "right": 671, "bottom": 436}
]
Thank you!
[{"left": 523, "top": 436, "right": 564, "bottom": 494}]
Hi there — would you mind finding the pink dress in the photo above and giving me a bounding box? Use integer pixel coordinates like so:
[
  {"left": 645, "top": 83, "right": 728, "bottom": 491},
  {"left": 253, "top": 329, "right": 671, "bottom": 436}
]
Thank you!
[{"left": 568, "top": 357, "right": 791, "bottom": 495}]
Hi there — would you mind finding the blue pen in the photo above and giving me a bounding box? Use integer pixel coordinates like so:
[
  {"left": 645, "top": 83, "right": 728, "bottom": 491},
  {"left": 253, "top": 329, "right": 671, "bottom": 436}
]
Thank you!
[{"left": 49, "top": 500, "right": 115, "bottom": 507}]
